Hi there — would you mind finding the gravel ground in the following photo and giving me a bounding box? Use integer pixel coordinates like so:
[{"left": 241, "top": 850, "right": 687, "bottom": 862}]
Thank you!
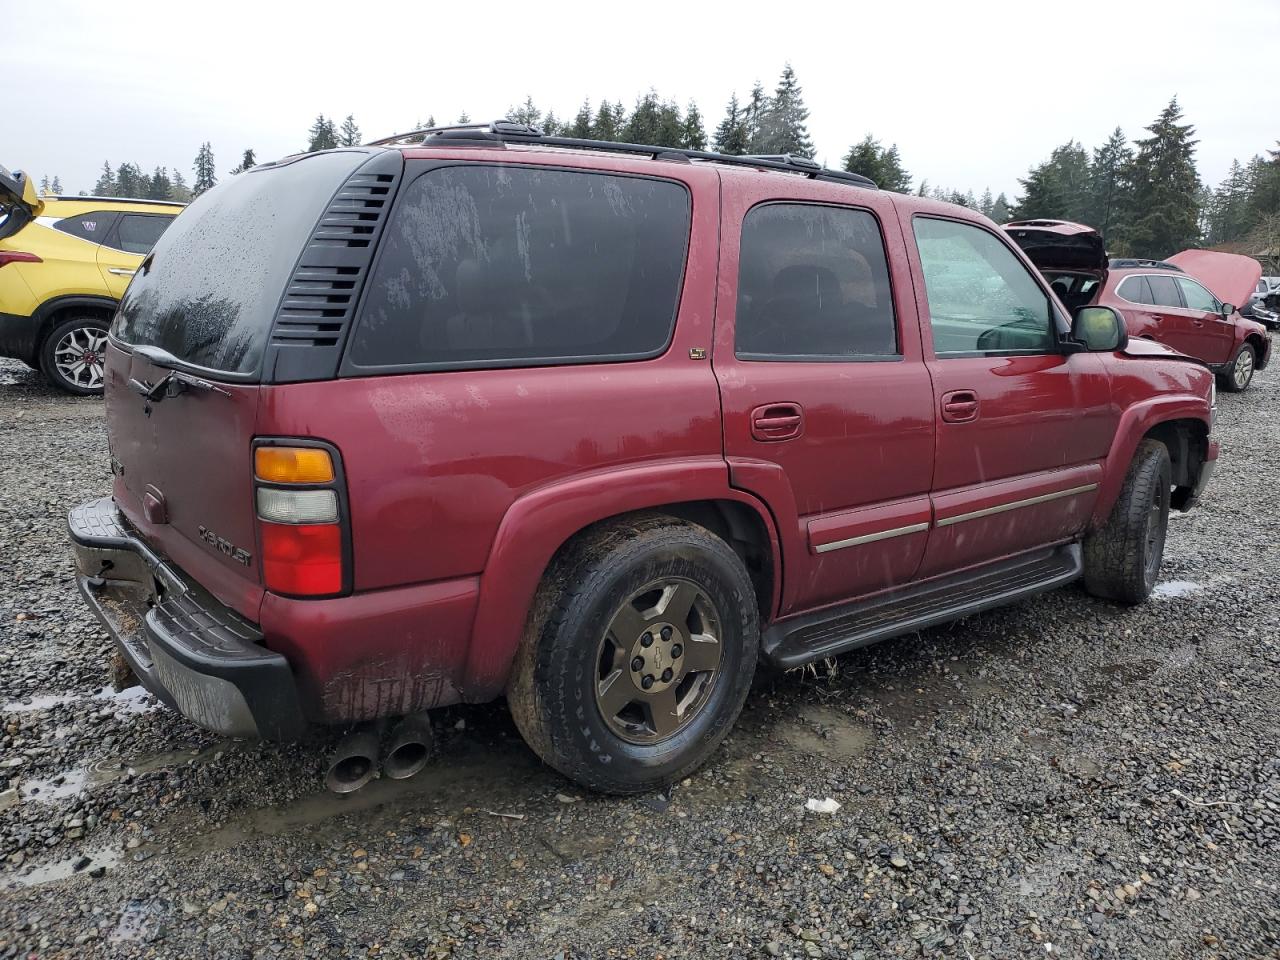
[{"left": 0, "top": 356, "right": 1278, "bottom": 959}]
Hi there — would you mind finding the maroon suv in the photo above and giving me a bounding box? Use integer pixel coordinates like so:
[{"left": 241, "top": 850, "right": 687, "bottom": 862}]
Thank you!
[
  {"left": 69, "top": 124, "right": 1218, "bottom": 794},
  {"left": 1004, "top": 219, "right": 1272, "bottom": 391}
]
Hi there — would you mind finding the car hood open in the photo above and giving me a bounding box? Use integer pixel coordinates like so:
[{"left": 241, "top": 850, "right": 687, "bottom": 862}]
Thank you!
[
  {"left": 1165, "top": 249, "right": 1263, "bottom": 313},
  {"left": 1003, "top": 220, "right": 1107, "bottom": 272}
]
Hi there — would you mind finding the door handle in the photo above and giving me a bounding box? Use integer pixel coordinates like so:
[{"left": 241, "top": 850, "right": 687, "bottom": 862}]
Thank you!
[
  {"left": 108, "top": 267, "right": 136, "bottom": 277},
  {"left": 750, "top": 403, "right": 804, "bottom": 441},
  {"left": 941, "top": 389, "right": 979, "bottom": 423}
]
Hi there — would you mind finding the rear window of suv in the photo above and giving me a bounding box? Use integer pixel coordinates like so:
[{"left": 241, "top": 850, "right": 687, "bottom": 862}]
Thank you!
[
  {"left": 112, "top": 150, "right": 369, "bottom": 374},
  {"left": 345, "top": 165, "right": 691, "bottom": 372}
]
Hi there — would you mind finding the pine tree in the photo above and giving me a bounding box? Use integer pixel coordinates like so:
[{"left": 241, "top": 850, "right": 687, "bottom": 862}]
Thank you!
[
  {"left": 1208, "top": 159, "right": 1249, "bottom": 244},
  {"left": 147, "top": 167, "right": 172, "bottom": 201},
  {"left": 170, "top": 170, "right": 191, "bottom": 203},
  {"left": 229, "top": 149, "right": 257, "bottom": 175},
  {"left": 681, "top": 101, "right": 707, "bottom": 151},
  {"left": 743, "top": 82, "right": 768, "bottom": 152},
  {"left": 50, "top": 176, "right": 62, "bottom": 195},
  {"left": 193, "top": 142, "right": 217, "bottom": 197},
  {"left": 116, "top": 163, "right": 142, "bottom": 198},
  {"left": 1120, "top": 98, "right": 1201, "bottom": 258},
  {"left": 991, "top": 193, "right": 1012, "bottom": 223},
  {"left": 752, "top": 64, "right": 813, "bottom": 157},
  {"left": 1087, "top": 127, "right": 1133, "bottom": 244},
  {"left": 841, "top": 136, "right": 910, "bottom": 192},
  {"left": 457, "top": 111, "right": 471, "bottom": 124},
  {"left": 94, "top": 162, "right": 116, "bottom": 197},
  {"left": 542, "top": 111, "right": 561, "bottom": 136},
  {"left": 567, "top": 100, "right": 593, "bottom": 139},
  {"left": 590, "top": 101, "right": 622, "bottom": 142},
  {"left": 654, "top": 99, "right": 684, "bottom": 147},
  {"left": 39, "top": 175, "right": 50, "bottom": 194},
  {"left": 622, "top": 91, "right": 663, "bottom": 145},
  {"left": 979, "top": 188, "right": 994, "bottom": 217},
  {"left": 306, "top": 115, "right": 338, "bottom": 152},
  {"left": 508, "top": 97, "right": 541, "bottom": 127},
  {"left": 339, "top": 114, "right": 361, "bottom": 147},
  {"left": 1245, "top": 143, "right": 1280, "bottom": 231},
  {"left": 1012, "top": 141, "right": 1090, "bottom": 222},
  {"left": 712, "top": 94, "right": 749, "bottom": 155}
]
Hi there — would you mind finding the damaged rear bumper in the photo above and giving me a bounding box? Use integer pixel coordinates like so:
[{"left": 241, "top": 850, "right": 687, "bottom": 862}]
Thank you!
[{"left": 67, "top": 497, "right": 306, "bottom": 740}]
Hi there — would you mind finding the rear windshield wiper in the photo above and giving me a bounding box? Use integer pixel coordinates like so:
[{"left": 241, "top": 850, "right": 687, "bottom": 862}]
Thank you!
[{"left": 128, "top": 369, "right": 232, "bottom": 401}]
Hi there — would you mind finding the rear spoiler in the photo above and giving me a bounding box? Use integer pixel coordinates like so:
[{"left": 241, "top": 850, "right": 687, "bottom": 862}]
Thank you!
[{"left": 0, "top": 165, "right": 44, "bottom": 241}]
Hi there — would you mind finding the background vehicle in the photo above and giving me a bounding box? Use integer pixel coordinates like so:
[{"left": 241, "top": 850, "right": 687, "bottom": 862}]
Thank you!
[
  {"left": 68, "top": 126, "right": 1217, "bottom": 795},
  {"left": 1004, "top": 219, "right": 1271, "bottom": 391},
  {"left": 0, "top": 166, "right": 183, "bottom": 394},
  {"left": 1243, "top": 276, "right": 1280, "bottom": 329}
]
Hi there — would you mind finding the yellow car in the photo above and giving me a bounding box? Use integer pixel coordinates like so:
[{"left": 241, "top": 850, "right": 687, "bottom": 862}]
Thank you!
[{"left": 1, "top": 166, "right": 184, "bottom": 394}]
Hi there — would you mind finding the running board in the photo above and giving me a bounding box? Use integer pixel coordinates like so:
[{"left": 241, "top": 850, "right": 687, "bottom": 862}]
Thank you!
[{"left": 764, "top": 544, "right": 1082, "bottom": 668}]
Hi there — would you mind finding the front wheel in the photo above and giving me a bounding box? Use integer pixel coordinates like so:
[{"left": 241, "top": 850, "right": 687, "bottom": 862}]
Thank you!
[
  {"left": 40, "top": 316, "right": 109, "bottom": 395},
  {"left": 1082, "top": 440, "right": 1171, "bottom": 604},
  {"left": 1219, "top": 342, "right": 1256, "bottom": 393},
  {"left": 507, "top": 516, "right": 759, "bottom": 794}
]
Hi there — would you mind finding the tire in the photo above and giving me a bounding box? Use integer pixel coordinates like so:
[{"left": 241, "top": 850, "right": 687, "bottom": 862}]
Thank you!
[
  {"left": 1218, "top": 342, "right": 1256, "bottom": 393},
  {"left": 1082, "top": 439, "right": 1171, "bottom": 604},
  {"left": 39, "top": 316, "right": 110, "bottom": 396},
  {"left": 507, "top": 515, "right": 759, "bottom": 794}
]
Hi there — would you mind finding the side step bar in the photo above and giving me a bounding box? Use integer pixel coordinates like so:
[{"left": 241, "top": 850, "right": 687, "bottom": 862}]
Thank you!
[{"left": 764, "top": 544, "right": 1082, "bottom": 668}]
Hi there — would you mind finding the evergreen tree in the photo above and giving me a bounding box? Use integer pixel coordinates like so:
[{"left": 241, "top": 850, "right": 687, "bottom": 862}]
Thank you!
[
  {"left": 622, "top": 91, "right": 663, "bottom": 144},
  {"left": 1207, "top": 158, "right": 1250, "bottom": 244},
  {"left": 991, "top": 193, "right": 1012, "bottom": 223},
  {"left": 979, "top": 188, "right": 994, "bottom": 217},
  {"left": 681, "top": 100, "right": 707, "bottom": 151},
  {"left": 193, "top": 143, "right": 217, "bottom": 197},
  {"left": 712, "top": 94, "right": 750, "bottom": 155},
  {"left": 567, "top": 100, "right": 593, "bottom": 139},
  {"left": 752, "top": 64, "right": 813, "bottom": 157},
  {"left": 841, "top": 135, "right": 910, "bottom": 192},
  {"left": 1087, "top": 127, "right": 1133, "bottom": 244},
  {"left": 170, "top": 170, "right": 191, "bottom": 203},
  {"left": 1119, "top": 98, "right": 1201, "bottom": 258},
  {"left": 1013, "top": 141, "right": 1089, "bottom": 222},
  {"left": 229, "top": 149, "right": 257, "bottom": 176},
  {"left": 339, "top": 114, "right": 361, "bottom": 147},
  {"left": 116, "top": 163, "right": 143, "bottom": 198},
  {"left": 39, "top": 175, "right": 49, "bottom": 194},
  {"left": 590, "top": 101, "right": 623, "bottom": 142},
  {"left": 508, "top": 96, "right": 542, "bottom": 127},
  {"left": 743, "top": 81, "right": 768, "bottom": 152},
  {"left": 654, "top": 99, "right": 684, "bottom": 147},
  {"left": 135, "top": 168, "right": 153, "bottom": 198},
  {"left": 51, "top": 176, "right": 62, "bottom": 194},
  {"left": 94, "top": 162, "right": 116, "bottom": 197},
  {"left": 147, "top": 167, "right": 172, "bottom": 201},
  {"left": 457, "top": 111, "right": 471, "bottom": 124},
  {"left": 542, "top": 111, "right": 561, "bottom": 136},
  {"left": 306, "top": 115, "right": 338, "bottom": 152},
  {"left": 1245, "top": 144, "right": 1280, "bottom": 230}
]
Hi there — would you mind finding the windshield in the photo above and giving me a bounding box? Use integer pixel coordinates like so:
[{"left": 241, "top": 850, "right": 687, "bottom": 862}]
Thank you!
[{"left": 111, "top": 150, "right": 369, "bottom": 374}]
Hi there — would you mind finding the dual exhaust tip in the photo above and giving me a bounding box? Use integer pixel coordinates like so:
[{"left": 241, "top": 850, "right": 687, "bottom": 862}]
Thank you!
[{"left": 325, "top": 714, "right": 434, "bottom": 794}]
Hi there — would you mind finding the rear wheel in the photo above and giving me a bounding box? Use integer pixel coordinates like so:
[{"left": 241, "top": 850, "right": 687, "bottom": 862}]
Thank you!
[
  {"left": 1219, "top": 342, "right": 1256, "bottom": 393},
  {"left": 1082, "top": 440, "right": 1171, "bottom": 604},
  {"left": 508, "top": 516, "right": 759, "bottom": 794},
  {"left": 40, "top": 316, "right": 109, "bottom": 395}
]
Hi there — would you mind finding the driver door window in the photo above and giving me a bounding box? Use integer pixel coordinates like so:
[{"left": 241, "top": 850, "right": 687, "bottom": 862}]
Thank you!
[{"left": 913, "top": 217, "right": 1055, "bottom": 356}]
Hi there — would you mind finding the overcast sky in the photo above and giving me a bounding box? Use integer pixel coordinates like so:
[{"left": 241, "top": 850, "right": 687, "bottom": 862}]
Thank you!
[{"left": 7, "top": 0, "right": 1278, "bottom": 200}]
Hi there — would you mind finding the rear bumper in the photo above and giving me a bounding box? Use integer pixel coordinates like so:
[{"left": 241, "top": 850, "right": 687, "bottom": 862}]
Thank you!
[
  {"left": 67, "top": 497, "right": 306, "bottom": 740},
  {"left": 0, "top": 309, "right": 40, "bottom": 363}
]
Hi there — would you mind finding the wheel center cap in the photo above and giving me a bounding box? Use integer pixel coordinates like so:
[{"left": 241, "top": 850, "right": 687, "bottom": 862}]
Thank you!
[{"left": 629, "top": 621, "right": 684, "bottom": 693}]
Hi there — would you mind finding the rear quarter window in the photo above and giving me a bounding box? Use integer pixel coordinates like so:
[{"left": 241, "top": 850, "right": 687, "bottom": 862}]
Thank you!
[
  {"left": 345, "top": 165, "right": 691, "bottom": 372},
  {"left": 53, "top": 211, "right": 119, "bottom": 242}
]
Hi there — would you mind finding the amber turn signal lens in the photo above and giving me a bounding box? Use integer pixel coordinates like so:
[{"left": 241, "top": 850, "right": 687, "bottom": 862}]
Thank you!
[{"left": 254, "top": 446, "right": 335, "bottom": 484}]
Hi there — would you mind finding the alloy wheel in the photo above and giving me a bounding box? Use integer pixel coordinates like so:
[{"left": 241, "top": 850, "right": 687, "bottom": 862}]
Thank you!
[
  {"left": 1234, "top": 349, "right": 1253, "bottom": 389},
  {"left": 594, "top": 578, "right": 724, "bottom": 743},
  {"left": 53, "top": 326, "right": 107, "bottom": 391}
]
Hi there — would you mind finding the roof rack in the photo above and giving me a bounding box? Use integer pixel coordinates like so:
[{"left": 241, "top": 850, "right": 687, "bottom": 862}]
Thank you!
[
  {"left": 1108, "top": 257, "right": 1182, "bottom": 272},
  {"left": 369, "top": 120, "right": 878, "bottom": 190},
  {"left": 40, "top": 194, "right": 187, "bottom": 207}
]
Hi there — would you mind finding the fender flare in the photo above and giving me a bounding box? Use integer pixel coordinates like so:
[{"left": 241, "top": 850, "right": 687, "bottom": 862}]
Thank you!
[
  {"left": 460, "top": 456, "right": 781, "bottom": 700},
  {"left": 1091, "top": 394, "right": 1210, "bottom": 527},
  {"left": 33, "top": 295, "right": 119, "bottom": 359}
]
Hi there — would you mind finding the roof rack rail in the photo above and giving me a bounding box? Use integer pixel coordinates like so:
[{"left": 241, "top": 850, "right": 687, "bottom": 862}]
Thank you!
[
  {"left": 36, "top": 194, "right": 188, "bottom": 206},
  {"left": 1108, "top": 257, "right": 1182, "bottom": 272},
  {"left": 369, "top": 120, "right": 878, "bottom": 190}
]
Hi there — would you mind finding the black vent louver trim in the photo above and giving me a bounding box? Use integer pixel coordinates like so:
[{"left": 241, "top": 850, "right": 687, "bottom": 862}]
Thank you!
[{"left": 264, "top": 150, "right": 404, "bottom": 383}]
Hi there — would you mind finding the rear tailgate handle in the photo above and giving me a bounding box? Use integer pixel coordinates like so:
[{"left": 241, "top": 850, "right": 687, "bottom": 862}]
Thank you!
[
  {"left": 941, "top": 390, "right": 979, "bottom": 423},
  {"left": 750, "top": 403, "right": 804, "bottom": 441}
]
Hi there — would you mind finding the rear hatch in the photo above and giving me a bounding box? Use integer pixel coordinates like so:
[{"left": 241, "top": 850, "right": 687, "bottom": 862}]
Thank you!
[
  {"left": 0, "top": 165, "right": 43, "bottom": 241},
  {"left": 1003, "top": 219, "right": 1107, "bottom": 273},
  {"left": 104, "top": 148, "right": 381, "bottom": 620}
]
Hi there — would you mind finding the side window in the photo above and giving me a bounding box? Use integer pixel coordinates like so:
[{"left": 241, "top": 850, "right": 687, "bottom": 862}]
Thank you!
[
  {"left": 347, "top": 166, "right": 691, "bottom": 370},
  {"left": 1117, "top": 275, "right": 1154, "bottom": 304},
  {"left": 1176, "top": 277, "right": 1218, "bottom": 312},
  {"left": 54, "top": 211, "right": 119, "bottom": 243},
  {"left": 109, "top": 214, "right": 172, "bottom": 255},
  {"left": 734, "top": 203, "right": 897, "bottom": 359},
  {"left": 913, "top": 217, "right": 1054, "bottom": 356},
  {"left": 1146, "top": 275, "right": 1183, "bottom": 309}
]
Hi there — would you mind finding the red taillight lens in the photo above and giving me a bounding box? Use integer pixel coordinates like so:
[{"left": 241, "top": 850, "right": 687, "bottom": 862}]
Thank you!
[
  {"left": 260, "top": 522, "right": 343, "bottom": 596},
  {"left": 0, "top": 251, "right": 42, "bottom": 268}
]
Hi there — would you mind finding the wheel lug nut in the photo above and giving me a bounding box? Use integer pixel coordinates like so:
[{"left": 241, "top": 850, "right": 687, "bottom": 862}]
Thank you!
[
  {"left": 660, "top": 626, "right": 673, "bottom": 641},
  {"left": 631, "top": 657, "right": 644, "bottom": 672},
  {"left": 640, "top": 633, "right": 653, "bottom": 647},
  {"left": 661, "top": 668, "right": 673, "bottom": 682},
  {"left": 642, "top": 675, "right": 655, "bottom": 690},
  {"left": 671, "top": 644, "right": 683, "bottom": 658}
]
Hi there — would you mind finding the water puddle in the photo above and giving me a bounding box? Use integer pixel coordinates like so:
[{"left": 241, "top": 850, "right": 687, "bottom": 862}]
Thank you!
[
  {"left": 2, "top": 692, "right": 80, "bottom": 713},
  {"left": 2, "top": 685, "right": 156, "bottom": 715},
  {"left": 0, "top": 845, "right": 123, "bottom": 890},
  {"left": 778, "top": 704, "right": 873, "bottom": 759},
  {"left": 1152, "top": 580, "right": 1203, "bottom": 599},
  {"left": 19, "top": 768, "right": 88, "bottom": 801},
  {"left": 18, "top": 743, "right": 229, "bottom": 806}
]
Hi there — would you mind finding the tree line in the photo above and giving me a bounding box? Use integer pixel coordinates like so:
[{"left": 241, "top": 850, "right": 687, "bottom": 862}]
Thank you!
[{"left": 43, "top": 64, "right": 1280, "bottom": 262}]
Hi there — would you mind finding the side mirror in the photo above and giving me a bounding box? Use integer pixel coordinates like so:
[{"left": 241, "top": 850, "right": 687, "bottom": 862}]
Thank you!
[
  {"left": 1071, "top": 305, "right": 1127, "bottom": 352},
  {"left": 1220, "top": 303, "right": 1235, "bottom": 318}
]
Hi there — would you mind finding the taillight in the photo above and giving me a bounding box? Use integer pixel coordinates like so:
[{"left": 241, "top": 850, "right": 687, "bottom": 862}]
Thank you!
[
  {"left": 0, "top": 251, "right": 42, "bottom": 268},
  {"left": 254, "top": 441, "right": 348, "bottom": 597}
]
